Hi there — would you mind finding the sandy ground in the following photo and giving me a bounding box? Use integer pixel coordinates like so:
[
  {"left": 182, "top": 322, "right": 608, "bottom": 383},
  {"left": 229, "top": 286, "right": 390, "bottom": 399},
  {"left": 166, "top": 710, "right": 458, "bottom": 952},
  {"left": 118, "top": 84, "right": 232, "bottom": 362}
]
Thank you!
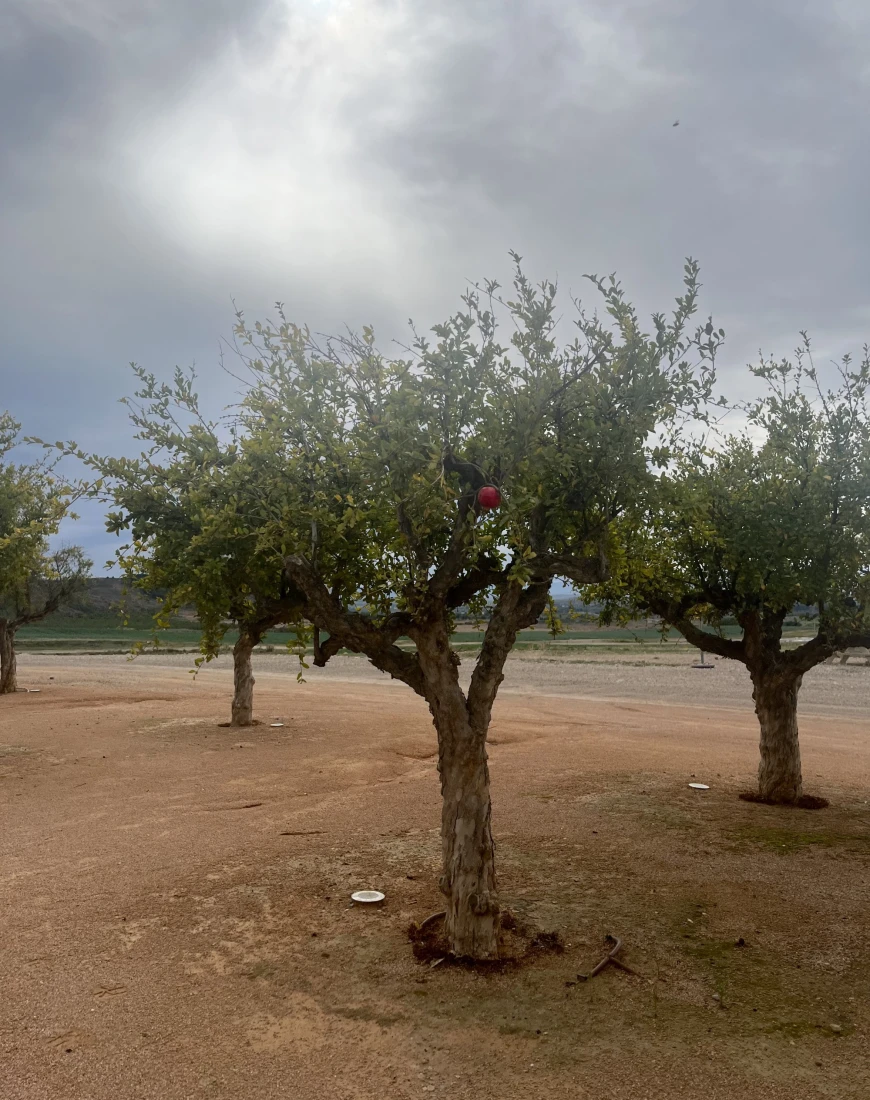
[{"left": 2, "top": 655, "right": 869, "bottom": 1100}]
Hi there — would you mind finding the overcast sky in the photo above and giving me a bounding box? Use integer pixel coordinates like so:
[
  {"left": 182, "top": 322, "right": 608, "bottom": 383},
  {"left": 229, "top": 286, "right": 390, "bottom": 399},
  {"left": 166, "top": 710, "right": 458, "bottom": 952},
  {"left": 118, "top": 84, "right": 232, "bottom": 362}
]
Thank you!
[{"left": 2, "top": 0, "right": 869, "bottom": 570}]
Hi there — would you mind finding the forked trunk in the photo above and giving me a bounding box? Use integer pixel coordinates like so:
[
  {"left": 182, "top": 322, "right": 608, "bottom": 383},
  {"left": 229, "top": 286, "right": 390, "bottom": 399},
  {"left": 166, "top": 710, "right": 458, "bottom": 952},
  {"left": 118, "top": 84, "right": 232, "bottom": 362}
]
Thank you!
[
  {"left": 231, "top": 630, "right": 257, "bottom": 726},
  {"left": 751, "top": 667, "right": 803, "bottom": 804},
  {"left": 0, "top": 620, "right": 17, "bottom": 695},
  {"left": 419, "top": 638, "right": 499, "bottom": 960}
]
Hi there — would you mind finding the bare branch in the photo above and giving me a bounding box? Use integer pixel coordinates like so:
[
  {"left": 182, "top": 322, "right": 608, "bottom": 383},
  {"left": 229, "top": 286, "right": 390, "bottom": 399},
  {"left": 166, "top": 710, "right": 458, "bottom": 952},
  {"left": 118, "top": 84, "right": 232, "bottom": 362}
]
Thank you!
[
  {"left": 467, "top": 578, "right": 551, "bottom": 731},
  {"left": 536, "top": 551, "right": 606, "bottom": 587},
  {"left": 284, "top": 554, "right": 424, "bottom": 693},
  {"left": 788, "top": 628, "right": 870, "bottom": 675},
  {"left": 444, "top": 557, "right": 507, "bottom": 609},
  {"left": 667, "top": 614, "right": 745, "bottom": 662},
  {"left": 427, "top": 449, "right": 484, "bottom": 599}
]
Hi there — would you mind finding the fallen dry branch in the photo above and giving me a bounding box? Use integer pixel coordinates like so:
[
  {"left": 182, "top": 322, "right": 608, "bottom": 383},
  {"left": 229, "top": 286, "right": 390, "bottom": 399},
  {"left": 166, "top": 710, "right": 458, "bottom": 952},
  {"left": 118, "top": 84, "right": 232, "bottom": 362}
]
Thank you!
[{"left": 579, "top": 935, "right": 633, "bottom": 981}]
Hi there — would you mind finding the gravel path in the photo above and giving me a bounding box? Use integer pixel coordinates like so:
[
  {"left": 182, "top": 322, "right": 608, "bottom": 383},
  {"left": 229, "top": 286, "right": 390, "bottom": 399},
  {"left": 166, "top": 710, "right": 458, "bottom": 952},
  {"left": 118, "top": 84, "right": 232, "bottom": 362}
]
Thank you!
[{"left": 19, "top": 649, "right": 870, "bottom": 718}]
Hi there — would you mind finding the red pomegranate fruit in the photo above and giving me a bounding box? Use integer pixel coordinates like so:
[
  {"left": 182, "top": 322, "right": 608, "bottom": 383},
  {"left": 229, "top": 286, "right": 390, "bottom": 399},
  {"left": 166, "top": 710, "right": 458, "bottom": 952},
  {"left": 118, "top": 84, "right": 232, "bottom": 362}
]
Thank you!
[{"left": 477, "top": 485, "right": 501, "bottom": 511}]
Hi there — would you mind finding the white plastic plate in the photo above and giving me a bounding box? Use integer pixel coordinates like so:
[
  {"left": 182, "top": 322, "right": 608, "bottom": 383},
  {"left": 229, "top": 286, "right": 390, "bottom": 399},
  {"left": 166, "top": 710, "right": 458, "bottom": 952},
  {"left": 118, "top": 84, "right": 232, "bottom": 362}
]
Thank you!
[
  {"left": 688, "top": 783, "right": 710, "bottom": 790},
  {"left": 351, "top": 890, "right": 385, "bottom": 904}
]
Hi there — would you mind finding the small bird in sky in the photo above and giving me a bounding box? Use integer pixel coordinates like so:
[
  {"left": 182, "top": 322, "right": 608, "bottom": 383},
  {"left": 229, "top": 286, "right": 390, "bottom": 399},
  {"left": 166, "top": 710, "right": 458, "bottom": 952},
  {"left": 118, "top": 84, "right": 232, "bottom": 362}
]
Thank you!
[{"left": 672, "top": 120, "right": 680, "bottom": 127}]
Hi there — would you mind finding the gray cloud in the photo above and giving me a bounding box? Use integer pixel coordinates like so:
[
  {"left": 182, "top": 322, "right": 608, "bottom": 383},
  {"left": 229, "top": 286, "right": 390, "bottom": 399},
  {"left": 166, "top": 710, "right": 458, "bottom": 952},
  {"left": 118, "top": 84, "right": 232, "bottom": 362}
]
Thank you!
[
  {"left": 1, "top": 0, "right": 868, "bottom": 567},
  {"left": 355, "top": 0, "right": 869, "bottom": 339}
]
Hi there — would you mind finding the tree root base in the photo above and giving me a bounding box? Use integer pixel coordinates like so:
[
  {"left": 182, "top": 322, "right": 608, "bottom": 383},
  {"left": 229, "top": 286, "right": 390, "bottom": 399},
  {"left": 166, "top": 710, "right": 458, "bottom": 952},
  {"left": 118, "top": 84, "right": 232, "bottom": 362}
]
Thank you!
[
  {"left": 407, "top": 909, "right": 564, "bottom": 969},
  {"left": 739, "top": 791, "right": 829, "bottom": 810}
]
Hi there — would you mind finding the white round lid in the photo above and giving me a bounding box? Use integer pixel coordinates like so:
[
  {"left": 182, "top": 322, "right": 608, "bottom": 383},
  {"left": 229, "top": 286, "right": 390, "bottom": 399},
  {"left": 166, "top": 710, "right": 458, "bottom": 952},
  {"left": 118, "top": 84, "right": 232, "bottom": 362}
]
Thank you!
[{"left": 351, "top": 890, "right": 385, "bottom": 903}]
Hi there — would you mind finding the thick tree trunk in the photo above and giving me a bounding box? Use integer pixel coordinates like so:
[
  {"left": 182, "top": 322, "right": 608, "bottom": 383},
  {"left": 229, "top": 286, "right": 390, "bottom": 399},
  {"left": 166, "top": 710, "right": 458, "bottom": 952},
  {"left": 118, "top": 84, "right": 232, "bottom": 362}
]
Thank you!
[
  {"left": 418, "top": 635, "right": 499, "bottom": 960},
  {"left": 751, "top": 668, "right": 803, "bottom": 804},
  {"left": 231, "top": 630, "right": 257, "bottom": 726},
  {"left": 437, "top": 709, "right": 499, "bottom": 958},
  {"left": 0, "top": 620, "right": 17, "bottom": 695}
]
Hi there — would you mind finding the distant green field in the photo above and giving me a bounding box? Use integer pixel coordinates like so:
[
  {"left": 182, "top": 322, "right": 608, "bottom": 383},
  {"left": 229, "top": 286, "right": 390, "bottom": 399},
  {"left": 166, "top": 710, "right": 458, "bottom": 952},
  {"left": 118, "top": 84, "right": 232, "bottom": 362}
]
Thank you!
[
  {"left": 455, "top": 625, "right": 710, "bottom": 643},
  {"left": 15, "top": 616, "right": 815, "bottom": 656},
  {"left": 15, "top": 617, "right": 303, "bottom": 654}
]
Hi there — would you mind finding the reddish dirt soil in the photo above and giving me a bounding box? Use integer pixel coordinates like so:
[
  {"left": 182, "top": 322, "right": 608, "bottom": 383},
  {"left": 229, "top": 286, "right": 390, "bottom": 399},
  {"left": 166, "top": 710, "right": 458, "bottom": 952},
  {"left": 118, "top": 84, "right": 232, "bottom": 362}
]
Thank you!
[{"left": 2, "top": 658, "right": 869, "bottom": 1100}]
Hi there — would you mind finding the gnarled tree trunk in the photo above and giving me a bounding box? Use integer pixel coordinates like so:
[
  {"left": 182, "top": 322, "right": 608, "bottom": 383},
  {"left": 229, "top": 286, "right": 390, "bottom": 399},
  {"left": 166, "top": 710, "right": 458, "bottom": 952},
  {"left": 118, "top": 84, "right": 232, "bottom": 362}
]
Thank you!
[
  {"left": 436, "top": 707, "right": 498, "bottom": 958},
  {"left": 282, "top": 548, "right": 553, "bottom": 962},
  {"left": 0, "top": 620, "right": 17, "bottom": 695},
  {"left": 231, "top": 629, "right": 257, "bottom": 726},
  {"left": 418, "top": 634, "right": 499, "bottom": 959},
  {"left": 750, "top": 667, "right": 803, "bottom": 804}
]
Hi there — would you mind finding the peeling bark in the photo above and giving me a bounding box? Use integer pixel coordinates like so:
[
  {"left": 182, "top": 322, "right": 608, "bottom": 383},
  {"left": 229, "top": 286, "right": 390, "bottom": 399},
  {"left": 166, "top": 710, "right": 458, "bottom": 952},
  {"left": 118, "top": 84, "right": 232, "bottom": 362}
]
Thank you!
[
  {"left": 231, "top": 629, "right": 257, "bottom": 726},
  {"left": 416, "top": 580, "right": 551, "bottom": 959},
  {"left": 438, "top": 730, "right": 498, "bottom": 958},
  {"left": 417, "top": 629, "right": 499, "bottom": 959},
  {"left": 0, "top": 620, "right": 17, "bottom": 695},
  {"left": 750, "top": 667, "right": 803, "bottom": 804}
]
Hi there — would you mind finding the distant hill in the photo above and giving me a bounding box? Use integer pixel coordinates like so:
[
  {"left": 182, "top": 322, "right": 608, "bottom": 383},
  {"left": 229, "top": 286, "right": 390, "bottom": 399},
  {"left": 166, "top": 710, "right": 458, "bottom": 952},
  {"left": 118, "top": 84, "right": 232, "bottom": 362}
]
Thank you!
[
  {"left": 52, "top": 581, "right": 820, "bottom": 630},
  {"left": 51, "top": 578, "right": 197, "bottom": 623}
]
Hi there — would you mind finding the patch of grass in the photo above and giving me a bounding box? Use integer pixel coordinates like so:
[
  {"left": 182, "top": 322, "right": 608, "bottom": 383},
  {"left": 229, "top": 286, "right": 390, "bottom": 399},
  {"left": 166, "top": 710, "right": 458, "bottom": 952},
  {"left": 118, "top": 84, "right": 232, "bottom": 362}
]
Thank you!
[
  {"left": 763, "top": 1019, "right": 826, "bottom": 1039},
  {"left": 685, "top": 936, "right": 744, "bottom": 998},
  {"left": 15, "top": 622, "right": 307, "bottom": 655},
  {"left": 762, "top": 1018, "right": 856, "bottom": 1041},
  {"left": 730, "top": 825, "right": 870, "bottom": 855},
  {"left": 739, "top": 791, "right": 829, "bottom": 810},
  {"left": 244, "top": 960, "right": 280, "bottom": 980}
]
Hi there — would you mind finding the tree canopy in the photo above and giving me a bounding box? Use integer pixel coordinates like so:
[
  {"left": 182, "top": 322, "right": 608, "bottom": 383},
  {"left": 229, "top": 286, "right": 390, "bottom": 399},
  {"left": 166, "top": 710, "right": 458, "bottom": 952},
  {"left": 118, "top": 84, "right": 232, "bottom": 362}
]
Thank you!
[
  {"left": 73, "top": 366, "right": 306, "bottom": 724},
  {"left": 1, "top": 413, "right": 91, "bottom": 693},
  {"left": 589, "top": 337, "right": 870, "bottom": 803},
  {"left": 235, "top": 257, "right": 720, "bottom": 638},
  {"left": 1, "top": 414, "right": 68, "bottom": 589}
]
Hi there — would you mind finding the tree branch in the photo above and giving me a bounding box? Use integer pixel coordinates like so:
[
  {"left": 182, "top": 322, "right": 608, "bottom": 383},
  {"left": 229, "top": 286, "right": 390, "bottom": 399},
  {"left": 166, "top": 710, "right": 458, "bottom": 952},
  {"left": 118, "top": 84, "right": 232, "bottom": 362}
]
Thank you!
[
  {"left": 428, "top": 447, "right": 494, "bottom": 600},
  {"left": 427, "top": 495, "right": 475, "bottom": 599},
  {"left": 668, "top": 614, "right": 746, "bottom": 661},
  {"left": 11, "top": 591, "right": 63, "bottom": 629},
  {"left": 256, "top": 583, "right": 306, "bottom": 625},
  {"left": 788, "top": 627, "right": 870, "bottom": 674},
  {"left": 444, "top": 557, "right": 507, "bottom": 609},
  {"left": 539, "top": 551, "right": 607, "bottom": 587},
  {"left": 284, "top": 554, "right": 425, "bottom": 693},
  {"left": 467, "top": 578, "right": 551, "bottom": 732},
  {"left": 396, "top": 499, "right": 426, "bottom": 567},
  {"left": 11, "top": 580, "right": 80, "bottom": 629},
  {"left": 634, "top": 593, "right": 746, "bottom": 662}
]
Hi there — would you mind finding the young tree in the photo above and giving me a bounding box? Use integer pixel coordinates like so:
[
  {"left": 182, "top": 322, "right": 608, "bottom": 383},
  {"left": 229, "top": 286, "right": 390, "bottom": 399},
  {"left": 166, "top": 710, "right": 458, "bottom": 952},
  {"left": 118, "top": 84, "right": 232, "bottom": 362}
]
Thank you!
[
  {"left": 70, "top": 368, "right": 305, "bottom": 726},
  {"left": 595, "top": 339, "right": 870, "bottom": 806},
  {"left": 1, "top": 414, "right": 90, "bottom": 694},
  {"left": 235, "top": 256, "right": 718, "bottom": 958},
  {"left": 543, "top": 595, "right": 566, "bottom": 641},
  {"left": 0, "top": 546, "right": 92, "bottom": 694}
]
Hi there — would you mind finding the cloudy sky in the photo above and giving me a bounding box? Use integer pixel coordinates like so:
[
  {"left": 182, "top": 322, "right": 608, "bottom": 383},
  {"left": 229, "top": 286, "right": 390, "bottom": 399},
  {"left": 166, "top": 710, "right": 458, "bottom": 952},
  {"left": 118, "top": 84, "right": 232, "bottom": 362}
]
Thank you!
[{"left": 2, "top": 0, "right": 869, "bottom": 569}]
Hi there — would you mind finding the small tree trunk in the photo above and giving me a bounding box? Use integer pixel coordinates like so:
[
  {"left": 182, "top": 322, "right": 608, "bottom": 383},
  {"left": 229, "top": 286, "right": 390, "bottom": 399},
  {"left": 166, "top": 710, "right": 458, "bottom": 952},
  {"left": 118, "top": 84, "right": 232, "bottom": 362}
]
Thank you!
[
  {"left": 0, "top": 620, "right": 17, "bottom": 695},
  {"left": 418, "top": 636, "right": 499, "bottom": 960},
  {"left": 231, "top": 629, "right": 257, "bottom": 726},
  {"left": 751, "top": 667, "right": 803, "bottom": 804}
]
